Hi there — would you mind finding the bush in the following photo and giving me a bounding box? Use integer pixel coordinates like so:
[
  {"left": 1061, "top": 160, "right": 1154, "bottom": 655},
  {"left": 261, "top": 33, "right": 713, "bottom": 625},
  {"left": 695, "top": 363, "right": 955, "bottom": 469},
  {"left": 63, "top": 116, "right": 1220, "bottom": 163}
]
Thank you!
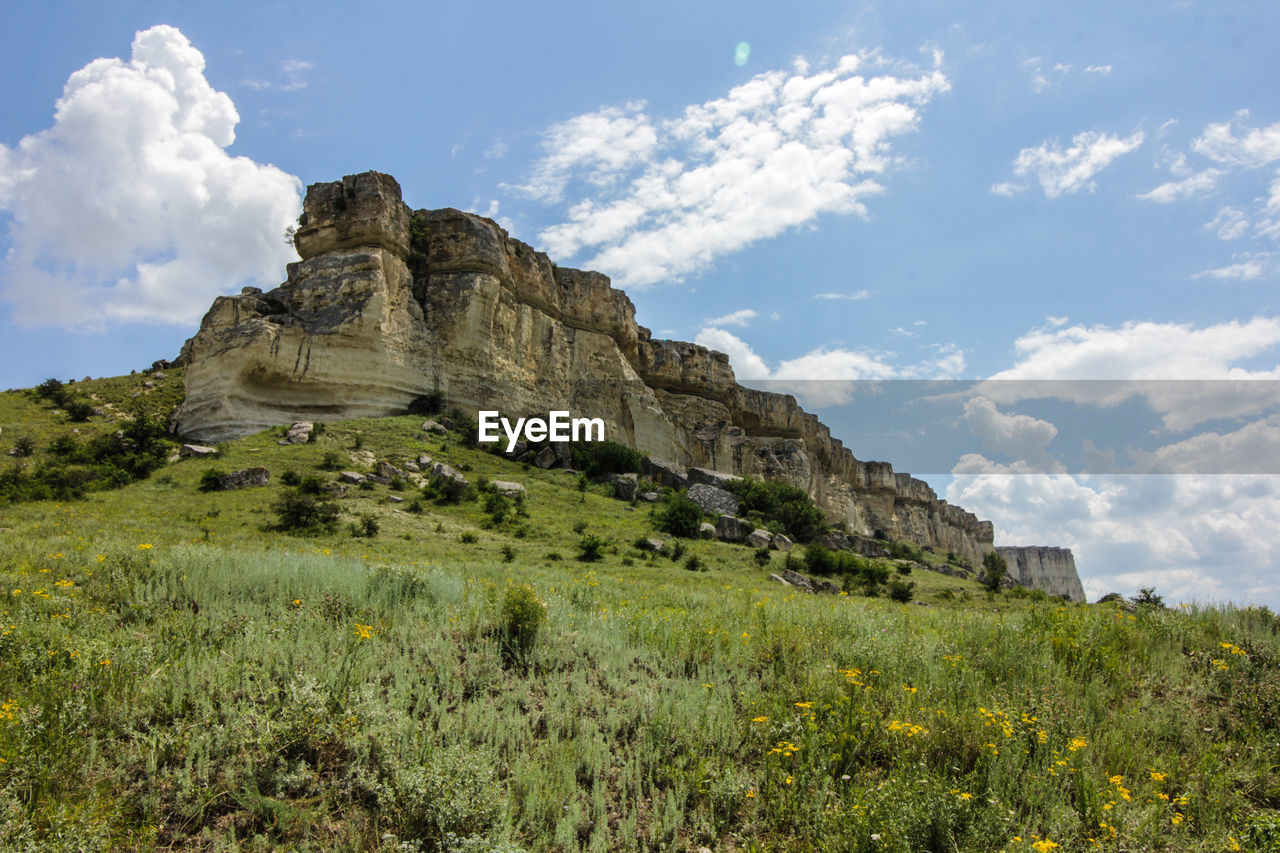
[
  {"left": 12, "top": 436, "right": 35, "bottom": 458},
  {"left": 1132, "top": 586, "right": 1165, "bottom": 609},
  {"left": 501, "top": 544, "right": 515, "bottom": 563},
  {"left": 804, "top": 542, "right": 838, "bottom": 576},
  {"left": 753, "top": 547, "right": 772, "bottom": 567},
  {"left": 48, "top": 434, "right": 79, "bottom": 457},
  {"left": 319, "top": 450, "right": 343, "bottom": 471},
  {"left": 460, "top": 532, "right": 478, "bottom": 544},
  {"left": 35, "top": 377, "right": 70, "bottom": 406},
  {"left": 271, "top": 487, "right": 340, "bottom": 533},
  {"left": 570, "top": 439, "right": 644, "bottom": 478},
  {"left": 198, "top": 468, "right": 227, "bottom": 492},
  {"left": 655, "top": 492, "right": 703, "bottom": 538},
  {"left": 351, "top": 512, "right": 379, "bottom": 538},
  {"left": 280, "top": 470, "right": 301, "bottom": 486},
  {"left": 63, "top": 397, "right": 95, "bottom": 422},
  {"left": 888, "top": 577, "right": 916, "bottom": 603},
  {"left": 577, "top": 533, "right": 606, "bottom": 562},
  {"left": 683, "top": 554, "right": 704, "bottom": 572},
  {"left": 725, "top": 476, "right": 826, "bottom": 542},
  {"left": 407, "top": 389, "right": 446, "bottom": 415},
  {"left": 498, "top": 584, "right": 546, "bottom": 665}
]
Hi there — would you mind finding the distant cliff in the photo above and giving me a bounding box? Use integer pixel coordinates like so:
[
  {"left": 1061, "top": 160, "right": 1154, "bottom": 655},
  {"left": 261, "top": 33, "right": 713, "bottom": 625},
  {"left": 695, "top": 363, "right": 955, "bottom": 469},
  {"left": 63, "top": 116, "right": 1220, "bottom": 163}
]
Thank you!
[
  {"left": 172, "top": 170, "right": 1080, "bottom": 585},
  {"left": 997, "top": 546, "right": 1086, "bottom": 602}
]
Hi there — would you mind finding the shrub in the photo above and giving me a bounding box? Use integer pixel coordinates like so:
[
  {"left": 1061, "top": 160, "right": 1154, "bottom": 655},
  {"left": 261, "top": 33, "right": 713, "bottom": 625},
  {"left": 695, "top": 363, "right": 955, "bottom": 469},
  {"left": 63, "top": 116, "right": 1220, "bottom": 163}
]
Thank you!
[
  {"left": 683, "top": 554, "right": 704, "bottom": 572},
  {"left": 49, "top": 434, "right": 79, "bottom": 457},
  {"left": 63, "top": 397, "right": 95, "bottom": 422},
  {"left": 577, "top": 533, "right": 606, "bottom": 562},
  {"left": 407, "top": 389, "right": 446, "bottom": 415},
  {"left": 498, "top": 584, "right": 546, "bottom": 665},
  {"left": 483, "top": 492, "right": 510, "bottom": 524},
  {"left": 501, "top": 544, "right": 516, "bottom": 563},
  {"left": 888, "top": 577, "right": 916, "bottom": 603},
  {"left": 1133, "top": 586, "right": 1165, "bottom": 609},
  {"left": 298, "top": 474, "right": 327, "bottom": 495},
  {"left": 12, "top": 436, "right": 35, "bottom": 458},
  {"left": 570, "top": 439, "right": 644, "bottom": 478},
  {"left": 35, "top": 377, "right": 70, "bottom": 406},
  {"left": 655, "top": 492, "right": 703, "bottom": 538},
  {"left": 279, "top": 470, "right": 301, "bottom": 486},
  {"left": 725, "top": 476, "right": 826, "bottom": 542},
  {"left": 753, "top": 547, "right": 772, "bottom": 567},
  {"left": 198, "top": 468, "right": 227, "bottom": 492},
  {"left": 319, "top": 450, "right": 343, "bottom": 471},
  {"left": 351, "top": 513, "right": 379, "bottom": 538},
  {"left": 271, "top": 487, "right": 340, "bottom": 533},
  {"left": 804, "top": 542, "right": 838, "bottom": 576},
  {"left": 459, "top": 532, "right": 478, "bottom": 544}
]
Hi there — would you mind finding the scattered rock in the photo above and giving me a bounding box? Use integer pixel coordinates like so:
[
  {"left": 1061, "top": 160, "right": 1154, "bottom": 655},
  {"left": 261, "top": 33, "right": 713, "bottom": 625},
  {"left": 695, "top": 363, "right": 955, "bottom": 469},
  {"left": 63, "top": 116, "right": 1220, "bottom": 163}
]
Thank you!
[
  {"left": 534, "top": 446, "right": 559, "bottom": 469},
  {"left": 771, "top": 533, "right": 794, "bottom": 552},
  {"left": 285, "top": 421, "right": 314, "bottom": 444},
  {"left": 421, "top": 420, "right": 448, "bottom": 435},
  {"left": 770, "top": 573, "right": 790, "bottom": 587},
  {"left": 820, "top": 532, "right": 851, "bottom": 551},
  {"left": 716, "top": 515, "right": 752, "bottom": 542},
  {"left": 216, "top": 467, "right": 270, "bottom": 490},
  {"left": 403, "top": 461, "right": 420, "bottom": 473},
  {"left": 614, "top": 473, "right": 639, "bottom": 502},
  {"left": 642, "top": 538, "right": 665, "bottom": 553},
  {"left": 142, "top": 381, "right": 155, "bottom": 390},
  {"left": 781, "top": 570, "right": 814, "bottom": 592},
  {"left": 430, "top": 462, "right": 469, "bottom": 487},
  {"left": 848, "top": 535, "right": 889, "bottom": 558},
  {"left": 687, "top": 483, "right": 740, "bottom": 516},
  {"left": 746, "top": 529, "right": 774, "bottom": 549},
  {"left": 152, "top": 372, "right": 166, "bottom": 381},
  {"left": 699, "top": 522, "right": 717, "bottom": 539},
  {"left": 639, "top": 491, "right": 660, "bottom": 502},
  {"left": 388, "top": 495, "right": 404, "bottom": 504},
  {"left": 642, "top": 456, "right": 688, "bottom": 490},
  {"left": 326, "top": 484, "right": 350, "bottom": 498},
  {"left": 338, "top": 471, "right": 367, "bottom": 485},
  {"left": 377, "top": 460, "right": 404, "bottom": 481},
  {"left": 416, "top": 454, "right": 433, "bottom": 467},
  {"left": 179, "top": 444, "right": 218, "bottom": 459},
  {"left": 490, "top": 480, "right": 525, "bottom": 497}
]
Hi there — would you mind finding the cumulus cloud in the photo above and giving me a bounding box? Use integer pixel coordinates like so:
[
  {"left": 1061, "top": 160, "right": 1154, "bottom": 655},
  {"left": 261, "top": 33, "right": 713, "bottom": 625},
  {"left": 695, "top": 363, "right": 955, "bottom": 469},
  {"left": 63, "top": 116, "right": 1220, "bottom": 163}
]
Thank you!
[
  {"left": 1137, "top": 167, "right": 1223, "bottom": 203},
  {"left": 978, "top": 317, "right": 1280, "bottom": 431},
  {"left": 962, "top": 395, "right": 1064, "bottom": 473},
  {"left": 948, "top": 472, "right": 1280, "bottom": 607},
  {"left": 693, "top": 326, "right": 964, "bottom": 407},
  {"left": 0, "top": 25, "right": 302, "bottom": 328},
  {"left": 703, "top": 308, "right": 757, "bottom": 327},
  {"left": 518, "top": 51, "right": 950, "bottom": 288},
  {"left": 995, "top": 130, "right": 1145, "bottom": 199},
  {"left": 1192, "top": 111, "right": 1280, "bottom": 168}
]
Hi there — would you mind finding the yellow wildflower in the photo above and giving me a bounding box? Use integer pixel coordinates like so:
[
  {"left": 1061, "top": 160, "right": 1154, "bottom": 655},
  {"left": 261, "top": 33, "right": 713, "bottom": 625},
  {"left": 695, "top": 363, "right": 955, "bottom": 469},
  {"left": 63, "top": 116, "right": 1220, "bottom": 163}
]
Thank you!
[
  {"left": 137, "top": 543, "right": 153, "bottom": 550},
  {"left": 353, "top": 622, "right": 373, "bottom": 640},
  {"left": 751, "top": 716, "right": 769, "bottom": 723}
]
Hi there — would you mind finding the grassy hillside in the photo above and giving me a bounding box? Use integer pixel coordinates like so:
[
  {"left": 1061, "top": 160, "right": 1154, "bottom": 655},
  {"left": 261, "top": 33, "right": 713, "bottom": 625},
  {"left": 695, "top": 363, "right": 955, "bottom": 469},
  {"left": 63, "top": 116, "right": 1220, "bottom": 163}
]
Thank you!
[{"left": 0, "top": 377, "right": 1278, "bottom": 851}]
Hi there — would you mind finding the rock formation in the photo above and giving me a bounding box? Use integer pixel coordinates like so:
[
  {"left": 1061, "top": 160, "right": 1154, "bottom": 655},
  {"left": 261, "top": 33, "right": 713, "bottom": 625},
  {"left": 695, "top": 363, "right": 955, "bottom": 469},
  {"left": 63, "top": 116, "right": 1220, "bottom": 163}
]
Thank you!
[
  {"left": 997, "top": 546, "right": 1086, "bottom": 602},
  {"left": 172, "top": 171, "right": 1080, "bottom": 583}
]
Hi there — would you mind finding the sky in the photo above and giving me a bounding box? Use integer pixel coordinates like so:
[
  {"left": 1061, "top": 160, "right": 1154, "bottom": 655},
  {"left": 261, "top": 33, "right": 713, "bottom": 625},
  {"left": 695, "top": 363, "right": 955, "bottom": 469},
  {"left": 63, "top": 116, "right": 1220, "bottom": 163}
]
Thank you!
[{"left": 2, "top": 0, "right": 1279, "bottom": 607}]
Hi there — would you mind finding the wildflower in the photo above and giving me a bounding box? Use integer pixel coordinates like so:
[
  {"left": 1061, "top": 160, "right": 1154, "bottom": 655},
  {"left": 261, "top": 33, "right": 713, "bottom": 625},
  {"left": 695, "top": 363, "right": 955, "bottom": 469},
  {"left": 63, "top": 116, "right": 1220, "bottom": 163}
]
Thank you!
[
  {"left": 353, "top": 622, "right": 373, "bottom": 640},
  {"left": 98, "top": 658, "right": 111, "bottom": 666},
  {"left": 95, "top": 554, "right": 106, "bottom": 562},
  {"left": 1171, "top": 813, "right": 1184, "bottom": 825},
  {"left": 1031, "top": 840, "right": 1060, "bottom": 852},
  {"left": 1068, "top": 737, "right": 1087, "bottom": 751},
  {"left": 1150, "top": 771, "right": 1167, "bottom": 782},
  {"left": 784, "top": 775, "right": 793, "bottom": 785},
  {"left": 903, "top": 685, "right": 918, "bottom": 694},
  {"left": 55, "top": 579, "right": 75, "bottom": 589},
  {"left": 751, "top": 716, "right": 769, "bottom": 723},
  {"left": 745, "top": 788, "right": 756, "bottom": 799},
  {"left": 794, "top": 702, "right": 812, "bottom": 709},
  {"left": 137, "top": 543, "right": 153, "bottom": 550}
]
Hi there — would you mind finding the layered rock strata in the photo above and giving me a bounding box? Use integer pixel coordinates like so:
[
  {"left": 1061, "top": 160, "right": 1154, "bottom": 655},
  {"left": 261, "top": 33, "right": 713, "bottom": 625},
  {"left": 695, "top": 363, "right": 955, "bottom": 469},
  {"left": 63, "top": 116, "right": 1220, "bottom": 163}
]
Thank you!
[
  {"left": 173, "top": 171, "right": 1070, "bottom": 577},
  {"left": 996, "top": 546, "right": 1086, "bottom": 602}
]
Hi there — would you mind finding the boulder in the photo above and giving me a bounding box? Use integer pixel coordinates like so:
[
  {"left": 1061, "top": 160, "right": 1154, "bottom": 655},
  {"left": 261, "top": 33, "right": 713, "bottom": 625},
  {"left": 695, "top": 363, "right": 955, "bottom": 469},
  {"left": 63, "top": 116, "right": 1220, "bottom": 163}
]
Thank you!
[
  {"left": 338, "top": 471, "right": 367, "bottom": 485},
  {"left": 217, "top": 466, "right": 270, "bottom": 490},
  {"left": 688, "top": 467, "right": 738, "bottom": 489},
  {"left": 614, "top": 473, "right": 638, "bottom": 502},
  {"left": 403, "top": 461, "right": 420, "bottom": 473},
  {"left": 642, "top": 456, "right": 688, "bottom": 490},
  {"left": 421, "top": 420, "right": 448, "bottom": 435},
  {"left": 780, "top": 570, "right": 814, "bottom": 592},
  {"left": 687, "top": 483, "right": 740, "bottom": 516},
  {"left": 416, "top": 454, "right": 433, "bottom": 467},
  {"left": 377, "top": 460, "right": 404, "bottom": 481},
  {"left": 534, "top": 446, "right": 559, "bottom": 469},
  {"left": 179, "top": 444, "right": 218, "bottom": 459},
  {"left": 642, "top": 538, "right": 666, "bottom": 553},
  {"left": 746, "top": 529, "right": 774, "bottom": 549},
  {"left": 490, "top": 480, "right": 525, "bottom": 497},
  {"left": 284, "top": 421, "right": 314, "bottom": 444},
  {"left": 716, "top": 515, "right": 752, "bottom": 542},
  {"left": 430, "top": 461, "right": 469, "bottom": 487},
  {"left": 821, "top": 532, "right": 851, "bottom": 551},
  {"left": 771, "top": 533, "right": 794, "bottom": 552},
  {"left": 639, "top": 491, "right": 660, "bottom": 502},
  {"left": 849, "top": 535, "right": 889, "bottom": 558},
  {"left": 699, "top": 522, "right": 717, "bottom": 539},
  {"left": 388, "top": 495, "right": 404, "bottom": 503}
]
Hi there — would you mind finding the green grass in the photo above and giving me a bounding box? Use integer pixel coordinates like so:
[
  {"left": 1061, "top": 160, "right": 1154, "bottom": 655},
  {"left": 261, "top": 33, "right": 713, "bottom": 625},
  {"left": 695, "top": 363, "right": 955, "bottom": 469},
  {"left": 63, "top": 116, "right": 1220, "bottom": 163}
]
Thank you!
[{"left": 0, "top": 383, "right": 1278, "bottom": 851}]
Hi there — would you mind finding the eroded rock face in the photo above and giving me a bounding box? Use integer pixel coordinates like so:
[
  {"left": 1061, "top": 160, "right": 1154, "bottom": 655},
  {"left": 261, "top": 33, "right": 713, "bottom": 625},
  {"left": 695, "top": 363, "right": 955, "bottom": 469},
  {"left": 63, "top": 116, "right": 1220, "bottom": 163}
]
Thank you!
[
  {"left": 172, "top": 170, "right": 1051, "bottom": 568},
  {"left": 997, "top": 546, "right": 1086, "bottom": 603}
]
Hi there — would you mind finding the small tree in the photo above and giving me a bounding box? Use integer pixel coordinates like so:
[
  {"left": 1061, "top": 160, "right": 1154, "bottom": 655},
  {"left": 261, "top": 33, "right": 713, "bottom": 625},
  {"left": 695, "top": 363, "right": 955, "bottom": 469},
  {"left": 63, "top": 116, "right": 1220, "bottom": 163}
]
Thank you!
[
  {"left": 981, "top": 552, "right": 1008, "bottom": 593},
  {"left": 655, "top": 493, "right": 703, "bottom": 538},
  {"left": 1132, "top": 586, "right": 1165, "bottom": 609}
]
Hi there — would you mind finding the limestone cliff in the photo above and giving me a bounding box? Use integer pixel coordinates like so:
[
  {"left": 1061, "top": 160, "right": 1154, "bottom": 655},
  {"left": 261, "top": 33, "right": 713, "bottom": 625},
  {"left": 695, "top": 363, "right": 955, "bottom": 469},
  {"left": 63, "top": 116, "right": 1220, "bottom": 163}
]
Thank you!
[
  {"left": 172, "top": 171, "right": 1070, "bottom": 579},
  {"left": 997, "top": 546, "right": 1086, "bottom": 602}
]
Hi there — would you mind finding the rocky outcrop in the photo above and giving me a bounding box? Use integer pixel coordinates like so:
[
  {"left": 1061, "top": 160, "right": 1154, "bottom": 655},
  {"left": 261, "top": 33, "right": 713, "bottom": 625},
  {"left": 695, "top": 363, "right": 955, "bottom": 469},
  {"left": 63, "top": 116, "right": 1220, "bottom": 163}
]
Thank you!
[
  {"left": 996, "top": 546, "right": 1086, "bottom": 603},
  {"left": 172, "top": 171, "right": 1020, "bottom": 565}
]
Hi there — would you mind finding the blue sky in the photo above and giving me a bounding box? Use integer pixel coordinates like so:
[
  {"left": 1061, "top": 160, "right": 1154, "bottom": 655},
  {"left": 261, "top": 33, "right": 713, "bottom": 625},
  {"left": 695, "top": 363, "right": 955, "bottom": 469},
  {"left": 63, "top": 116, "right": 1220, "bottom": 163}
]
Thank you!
[{"left": 2, "top": 1, "right": 1279, "bottom": 606}]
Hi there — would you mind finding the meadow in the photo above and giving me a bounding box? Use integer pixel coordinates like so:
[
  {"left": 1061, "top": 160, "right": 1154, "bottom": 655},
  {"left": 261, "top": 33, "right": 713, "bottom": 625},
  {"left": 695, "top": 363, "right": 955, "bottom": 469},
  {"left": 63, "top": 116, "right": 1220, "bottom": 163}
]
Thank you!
[{"left": 0, "top": 374, "right": 1278, "bottom": 851}]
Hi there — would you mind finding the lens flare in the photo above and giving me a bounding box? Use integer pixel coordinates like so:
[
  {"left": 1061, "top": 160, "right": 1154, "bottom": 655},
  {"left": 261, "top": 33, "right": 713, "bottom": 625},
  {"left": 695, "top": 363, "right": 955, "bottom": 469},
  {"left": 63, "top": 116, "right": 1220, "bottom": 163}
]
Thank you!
[{"left": 734, "top": 42, "right": 751, "bottom": 66}]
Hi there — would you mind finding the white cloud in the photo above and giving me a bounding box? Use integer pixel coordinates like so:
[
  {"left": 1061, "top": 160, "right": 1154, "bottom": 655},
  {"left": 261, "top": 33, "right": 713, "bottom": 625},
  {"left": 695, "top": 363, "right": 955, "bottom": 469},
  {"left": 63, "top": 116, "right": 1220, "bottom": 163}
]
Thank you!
[
  {"left": 0, "top": 25, "right": 302, "bottom": 328},
  {"left": 508, "top": 102, "right": 658, "bottom": 203},
  {"left": 703, "top": 308, "right": 758, "bottom": 327},
  {"left": 1191, "top": 253, "right": 1270, "bottom": 280},
  {"left": 693, "top": 326, "right": 964, "bottom": 407},
  {"left": 962, "top": 395, "right": 1064, "bottom": 473},
  {"left": 1085, "top": 65, "right": 1112, "bottom": 75},
  {"left": 1137, "top": 167, "right": 1223, "bottom": 203},
  {"left": 520, "top": 52, "right": 950, "bottom": 288},
  {"left": 1000, "top": 130, "right": 1145, "bottom": 199},
  {"left": 1129, "top": 415, "right": 1280, "bottom": 474},
  {"left": 1203, "top": 207, "right": 1250, "bottom": 240},
  {"left": 989, "top": 181, "right": 1026, "bottom": 197},
  {"left": 243, "top": 58, "right": 314, "bottom": 92},
  {"left": 1192, "top": 111, "right": 1280, "bottom": 168},
  {"left": 813, "top": 289, "right": 873, "bottom": 300},
  {"left": 980, "top": 317, "right": 1280, "bottom": 431},
  {"left": 948, "top": 472, "right": 1280, "bottom": 607}
]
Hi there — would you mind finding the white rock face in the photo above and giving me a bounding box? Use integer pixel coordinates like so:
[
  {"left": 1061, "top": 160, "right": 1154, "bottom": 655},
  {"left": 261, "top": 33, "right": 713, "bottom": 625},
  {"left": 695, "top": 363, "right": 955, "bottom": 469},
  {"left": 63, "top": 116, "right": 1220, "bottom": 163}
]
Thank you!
[
  {"left": 171, "top": 170, "right": 1023, "bottom": 567},
  {"left": 997, "top": 546, "right": 1086, "bottom": 602}
]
